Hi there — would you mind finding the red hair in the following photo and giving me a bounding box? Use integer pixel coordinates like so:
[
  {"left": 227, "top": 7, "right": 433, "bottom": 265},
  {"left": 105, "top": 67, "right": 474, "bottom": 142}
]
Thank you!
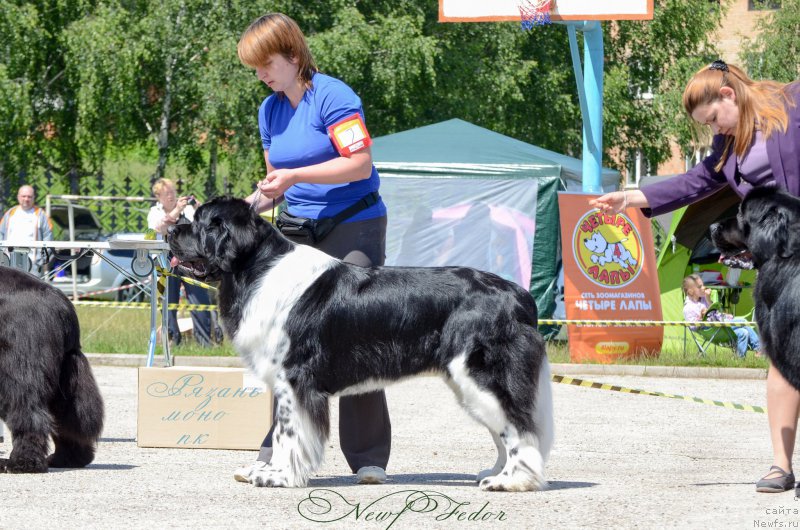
[
  {"left": 238, "top": 13, "right": 318, "bottom": 90},
  {"left": 682, "top": 62, "right": 793, "bottom": 171}
]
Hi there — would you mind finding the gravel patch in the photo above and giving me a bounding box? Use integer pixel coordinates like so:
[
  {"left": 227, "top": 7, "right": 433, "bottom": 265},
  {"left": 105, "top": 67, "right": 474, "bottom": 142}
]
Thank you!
[{"left": 0, "top": 363, "right": 793, "bottom": 529}]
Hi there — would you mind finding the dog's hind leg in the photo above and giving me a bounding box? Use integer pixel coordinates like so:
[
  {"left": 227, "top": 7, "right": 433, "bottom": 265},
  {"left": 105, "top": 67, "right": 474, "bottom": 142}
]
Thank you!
[
  {"left": 480, "top": 357, "right": 553, "bottom": 492},
  {"left": 48, "top": 349, "right": 104, "bottom": 468},
  {"left": 447, "top": 353, "right": 552, "bottom": 492},
  {"left": 4, "top": 407, "right": 53, "bottom": 473},
  {"left": 444, "top": 377, "right": 506, "bottom": 482},
  {"left": 476, "top": 432, "right": 507, "bottom": 482},
  {"left": 252, "top": 373, "right": 329, "bottom": 488},
  {"left": 444, "top": 376, "right": 507, "bottom": 482}
]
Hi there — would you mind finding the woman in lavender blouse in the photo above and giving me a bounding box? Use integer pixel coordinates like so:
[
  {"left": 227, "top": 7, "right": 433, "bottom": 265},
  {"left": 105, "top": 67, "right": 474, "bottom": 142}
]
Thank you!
[{"left": 592, "top": 61, "right": 800, "bottom": 494}]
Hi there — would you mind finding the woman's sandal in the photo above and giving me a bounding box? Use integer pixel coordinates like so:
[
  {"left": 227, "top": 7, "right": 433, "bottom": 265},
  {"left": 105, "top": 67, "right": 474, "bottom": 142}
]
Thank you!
[{"left": 756, "top": 465, "right": 795, "bottom": 493}]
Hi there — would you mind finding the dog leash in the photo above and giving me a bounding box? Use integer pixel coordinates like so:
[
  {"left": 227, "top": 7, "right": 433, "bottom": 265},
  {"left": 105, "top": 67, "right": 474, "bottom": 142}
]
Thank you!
[
  {"left": 250, "top": 184, "right": 276, "bottom": 223},
  {"left": 250, "top": 186, "right": 262, "bottom": 213}
]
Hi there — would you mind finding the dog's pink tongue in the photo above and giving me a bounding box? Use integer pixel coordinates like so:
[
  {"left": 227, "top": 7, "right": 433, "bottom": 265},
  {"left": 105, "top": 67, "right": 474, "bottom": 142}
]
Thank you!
[{"left": 170, "top": 256, "right": 180, "bottom": 268}]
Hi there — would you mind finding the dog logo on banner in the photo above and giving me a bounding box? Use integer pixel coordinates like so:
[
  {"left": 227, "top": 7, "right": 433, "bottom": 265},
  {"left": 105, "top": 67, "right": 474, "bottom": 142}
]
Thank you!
[{"left": 572, "top": 210, "right": 643, "bottom": 289}]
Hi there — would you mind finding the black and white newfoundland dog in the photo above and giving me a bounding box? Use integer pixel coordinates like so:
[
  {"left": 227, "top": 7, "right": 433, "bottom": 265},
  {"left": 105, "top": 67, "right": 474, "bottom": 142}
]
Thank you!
[
  {"left": 0, "top": 266, "right": 104, "bottom": 472},
  {"left": 711, "top": 187, "right": 800, "bottom": 389},
  {"left": 167, "top": 198, "right": 554, "bottom": 491}
]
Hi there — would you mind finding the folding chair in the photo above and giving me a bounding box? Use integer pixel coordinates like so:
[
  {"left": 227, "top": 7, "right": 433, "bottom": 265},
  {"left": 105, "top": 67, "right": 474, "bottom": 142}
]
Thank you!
[{"left": 685, "top": 302, "right": 739, "bottom": 356}]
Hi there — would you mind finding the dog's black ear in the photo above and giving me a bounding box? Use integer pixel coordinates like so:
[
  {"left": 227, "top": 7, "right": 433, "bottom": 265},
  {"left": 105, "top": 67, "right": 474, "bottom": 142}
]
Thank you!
[
  {"left": 218, "top": 208, "right": 270, "bottom": 271},
  {"left": 746, "top": 206, "right": 791, "bottom": 260},
  {"left": 198, "top": 214, "right": 234, "bottom": 272},
  {"left": 782, "top": 221, "right": 800, "bottom": 259}
]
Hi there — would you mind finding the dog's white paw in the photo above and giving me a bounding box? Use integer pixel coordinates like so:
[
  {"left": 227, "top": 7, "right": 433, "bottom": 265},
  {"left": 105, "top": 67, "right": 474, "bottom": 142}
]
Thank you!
[
  {"left": 479, "top": 472, "right": 546, "bottom": 492},
  {"left": 251, "top": 466, "right": 290, "bottom": 488}
]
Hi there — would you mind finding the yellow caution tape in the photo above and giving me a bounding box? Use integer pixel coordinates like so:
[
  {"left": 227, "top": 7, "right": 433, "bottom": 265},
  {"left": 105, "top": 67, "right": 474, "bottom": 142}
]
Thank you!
[
  {"left": 157, "top": 274, "right": 167, "bottom": 297},
  {"left": 155, "top": 266, "right": 218, "bottom": 291},
  {"left": 72, "top": 301, "right": 217, "bottom": 310},
  {"left": 539, "top": 319, "right": 756, "bottom": 328},
  {"left": 552, "top": 374, "right": 766, "bottom": 414}
]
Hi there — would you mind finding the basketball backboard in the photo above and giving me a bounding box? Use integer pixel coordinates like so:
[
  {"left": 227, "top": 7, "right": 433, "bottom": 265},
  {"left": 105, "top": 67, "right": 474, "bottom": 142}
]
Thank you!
[{"left": 438, "top": 0, "right": 654, "bottom": 22}]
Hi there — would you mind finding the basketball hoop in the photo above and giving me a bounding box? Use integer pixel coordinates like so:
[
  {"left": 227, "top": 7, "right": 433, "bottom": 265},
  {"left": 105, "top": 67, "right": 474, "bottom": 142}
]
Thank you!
[{"left": 518, "top": 0, "right": 552, "bottom": 30}]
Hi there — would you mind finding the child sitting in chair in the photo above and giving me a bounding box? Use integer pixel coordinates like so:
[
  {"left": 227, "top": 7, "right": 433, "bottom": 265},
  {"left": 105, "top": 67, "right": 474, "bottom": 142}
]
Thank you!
[{"left": 682, "top": 273, "right": 760, "bottom": 358}]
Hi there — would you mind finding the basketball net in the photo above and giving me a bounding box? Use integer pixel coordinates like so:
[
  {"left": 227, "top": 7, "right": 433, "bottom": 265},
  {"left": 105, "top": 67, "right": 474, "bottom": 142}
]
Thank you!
[{"left": 518, "top": 0, "right": 552, "bottom": 30}]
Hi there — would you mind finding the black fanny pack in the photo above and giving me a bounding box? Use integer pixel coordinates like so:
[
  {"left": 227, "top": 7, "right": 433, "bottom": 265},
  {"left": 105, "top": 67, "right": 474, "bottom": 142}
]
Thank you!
[{"left": 276, "top": 192, "right": 380, "bottom": 243}]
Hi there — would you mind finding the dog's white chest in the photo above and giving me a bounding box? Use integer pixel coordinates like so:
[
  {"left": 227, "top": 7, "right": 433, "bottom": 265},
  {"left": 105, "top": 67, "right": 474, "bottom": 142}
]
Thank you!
[{"left": 232, "top": 246, "right": 336, "bottom": 383}]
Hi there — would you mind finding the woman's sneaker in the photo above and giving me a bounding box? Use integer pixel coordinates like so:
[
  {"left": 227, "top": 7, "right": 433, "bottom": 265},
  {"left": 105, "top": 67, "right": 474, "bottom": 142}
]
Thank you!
[
  {"left": 356, "top": 466, "right": 387, "bottom": 484},
  {"left": 234, "top": 461, "right": 268, "bottom": 483}
]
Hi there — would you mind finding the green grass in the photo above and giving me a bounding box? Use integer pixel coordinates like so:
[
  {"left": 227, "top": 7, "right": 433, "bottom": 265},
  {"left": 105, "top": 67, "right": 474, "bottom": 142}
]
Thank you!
[
  {"left": 77, "top": 306, "right": 237, "bottom": 357},
  {"left": 77, "top": 306, "right": 769, "bottom": 368}
]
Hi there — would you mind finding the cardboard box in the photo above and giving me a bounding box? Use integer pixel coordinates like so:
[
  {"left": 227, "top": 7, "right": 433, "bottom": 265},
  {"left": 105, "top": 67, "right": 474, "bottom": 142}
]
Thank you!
[{"left": 137, "top": 366, "right": 272, "bottom": 450}]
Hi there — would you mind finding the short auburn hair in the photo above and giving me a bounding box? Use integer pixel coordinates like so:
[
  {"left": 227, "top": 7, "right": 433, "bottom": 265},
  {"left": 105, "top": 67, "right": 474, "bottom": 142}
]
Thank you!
[{"left": 237, "top": 13, "right": 318, "bottom": 90}]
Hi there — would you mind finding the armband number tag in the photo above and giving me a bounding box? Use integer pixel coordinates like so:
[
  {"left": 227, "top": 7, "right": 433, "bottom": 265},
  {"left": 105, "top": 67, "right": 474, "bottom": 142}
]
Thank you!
[{"left": 327, "top": 113, "right": 372, "bottom": 157}]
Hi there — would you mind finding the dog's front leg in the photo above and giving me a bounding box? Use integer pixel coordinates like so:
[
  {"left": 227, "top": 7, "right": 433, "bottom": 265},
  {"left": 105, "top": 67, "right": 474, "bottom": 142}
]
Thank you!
[{"left": 252, "top": 374, "right": 330, "bottom": 488}]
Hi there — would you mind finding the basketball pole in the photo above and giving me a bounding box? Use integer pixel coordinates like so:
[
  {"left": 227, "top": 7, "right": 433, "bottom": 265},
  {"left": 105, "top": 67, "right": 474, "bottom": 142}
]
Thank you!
[{"left": 565, "top": 21, "right": 604, "bottom": 194}]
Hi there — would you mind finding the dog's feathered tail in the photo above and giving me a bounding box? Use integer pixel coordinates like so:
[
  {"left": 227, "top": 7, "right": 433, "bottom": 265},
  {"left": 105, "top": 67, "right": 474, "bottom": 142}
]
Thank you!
[{"left": 48, "top": 343, "right": 104, "bottom": 468}]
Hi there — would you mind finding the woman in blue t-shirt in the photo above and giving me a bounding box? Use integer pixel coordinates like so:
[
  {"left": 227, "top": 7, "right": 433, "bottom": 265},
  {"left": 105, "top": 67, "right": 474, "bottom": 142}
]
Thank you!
[{"left": 235, "top": 12, "right": 391, "bottom": 486}]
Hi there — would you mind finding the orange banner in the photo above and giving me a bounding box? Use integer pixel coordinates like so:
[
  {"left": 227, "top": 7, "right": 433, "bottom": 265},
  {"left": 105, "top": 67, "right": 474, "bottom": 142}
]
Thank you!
[{"left": 558, "top": 193, "right": 663, "bottom": 362}]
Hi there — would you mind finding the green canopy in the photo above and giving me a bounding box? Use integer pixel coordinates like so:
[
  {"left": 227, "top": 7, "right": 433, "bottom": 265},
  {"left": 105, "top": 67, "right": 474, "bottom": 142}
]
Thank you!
[
  {"left": 372, "top": 119, "right": 621, "bottom": 320},
  {"left": 372, "top": 118, "right": 621, "bottom": 188}
]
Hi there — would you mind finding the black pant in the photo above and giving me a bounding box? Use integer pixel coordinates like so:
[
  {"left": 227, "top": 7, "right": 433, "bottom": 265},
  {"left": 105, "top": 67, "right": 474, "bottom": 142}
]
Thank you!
[{"left": 257, "top": 216, "right": 392, "bottom": 473}]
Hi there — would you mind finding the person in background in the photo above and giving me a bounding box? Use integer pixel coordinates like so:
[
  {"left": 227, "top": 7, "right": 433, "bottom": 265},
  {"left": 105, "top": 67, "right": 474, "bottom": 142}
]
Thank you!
[
  {"left": 0, "top": 184, "right": 53, "bottom": 274},
  {"left": 147, "top": 178, "right": 212, "bottom": 347},
  {"left": 681, "top": 274, "right": 760, "bottom": 358},
  {"left": 235, "top": 12, "right": 391, "bottom": 486},
  {"left": 591, "top": 60, "right": 800, "bottom": 494}
]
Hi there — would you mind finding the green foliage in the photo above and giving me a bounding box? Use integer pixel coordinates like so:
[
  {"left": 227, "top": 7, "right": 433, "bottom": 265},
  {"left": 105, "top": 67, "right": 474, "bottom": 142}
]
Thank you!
[
  {"left": 63, "top": 4, "right": 143, "bottom": 168},
  {"left": 1, "top": 0, "right": 726, "bottom": 215},
  {"left": 603, "top": 0, "right": 724, "bottom": 172},
  {"left": 61, "top": 0, "right": 266, "bottom": 197},
  {"left": 0, "top": 64, "right": 34, "bottom": 189},
  {"left": 0, "top": 0, "right": 97, "bottom": 200},
  {"left": 309, "top": 6, "right": 439, "bottom": 134},
  {"left": 742, "top": 0, "right": 800, "bottom": 82}
]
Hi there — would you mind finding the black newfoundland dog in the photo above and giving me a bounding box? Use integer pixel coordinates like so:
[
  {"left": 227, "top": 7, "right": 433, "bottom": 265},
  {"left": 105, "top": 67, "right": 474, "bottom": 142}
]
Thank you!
[
  {"left": 0, "top": 266, "right": 104, "bottom": 472},
  {"left": 167, "top": 198, "right": 553, "bottom": 491},
  {"left": 711, "top": 187, "right": 800, "bottom": 389}
]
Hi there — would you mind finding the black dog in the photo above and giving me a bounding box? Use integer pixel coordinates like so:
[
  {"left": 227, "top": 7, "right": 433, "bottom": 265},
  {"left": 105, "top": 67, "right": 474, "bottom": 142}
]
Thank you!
[
  {"left": 167, "top": 198, "right": 553, "bottom": 491},
  {"left": 0, "top": 266, "right": 104, "bottom": 472},
  {"left": 710, "top": 187, "right": 800, "bottom": 389}
]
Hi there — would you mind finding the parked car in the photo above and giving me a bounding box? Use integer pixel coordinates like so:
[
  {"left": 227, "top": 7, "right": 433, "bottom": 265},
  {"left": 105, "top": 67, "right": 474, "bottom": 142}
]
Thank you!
[{"left": 47, "top": 204, "right": 151, "bottom": 302}]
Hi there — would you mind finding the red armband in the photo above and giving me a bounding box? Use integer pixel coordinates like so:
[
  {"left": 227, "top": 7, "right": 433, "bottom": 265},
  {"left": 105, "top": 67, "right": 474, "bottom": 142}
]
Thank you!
[{"left": 327, "top": 113, "right": 372, "bottom": 158}]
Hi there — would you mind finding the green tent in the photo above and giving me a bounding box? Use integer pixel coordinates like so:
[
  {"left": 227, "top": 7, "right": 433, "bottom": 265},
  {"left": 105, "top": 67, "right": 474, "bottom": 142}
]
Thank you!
[
  {"left": 646, "top": 178, "right": 757, "bottom": 349},
  {"left": 372, "top": 118, "right": 621, "bottom": 319}
]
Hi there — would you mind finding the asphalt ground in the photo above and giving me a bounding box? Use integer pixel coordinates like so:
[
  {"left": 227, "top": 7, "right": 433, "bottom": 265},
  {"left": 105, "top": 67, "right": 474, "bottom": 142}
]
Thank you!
[{"left": 0, "top": 356, "right": 795, "bottom": 529}]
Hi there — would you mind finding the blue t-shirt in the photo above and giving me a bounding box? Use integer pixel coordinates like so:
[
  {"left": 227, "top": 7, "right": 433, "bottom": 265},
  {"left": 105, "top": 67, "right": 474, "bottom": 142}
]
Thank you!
[{"left": 258, "top": 72, "right": 386, "bottom": 222}]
